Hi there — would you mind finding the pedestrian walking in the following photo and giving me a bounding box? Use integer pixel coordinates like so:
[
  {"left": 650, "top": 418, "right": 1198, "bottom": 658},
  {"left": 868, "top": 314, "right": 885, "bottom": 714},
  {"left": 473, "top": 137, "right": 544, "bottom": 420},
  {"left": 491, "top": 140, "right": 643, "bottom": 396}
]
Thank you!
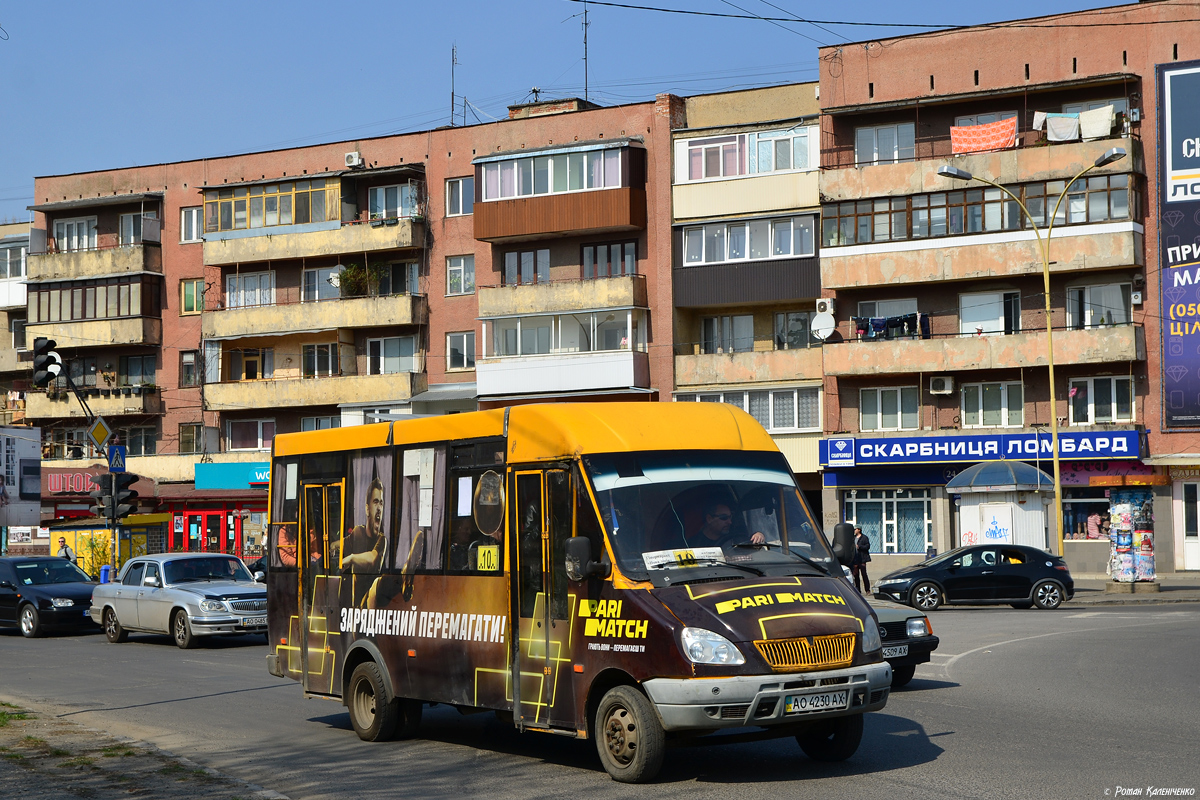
[
  {"left": 57, "top": 537, "right": 76, "bottom": 564},
  {"left": 851, "top": 527, "right": 871, "bottom": 594}
]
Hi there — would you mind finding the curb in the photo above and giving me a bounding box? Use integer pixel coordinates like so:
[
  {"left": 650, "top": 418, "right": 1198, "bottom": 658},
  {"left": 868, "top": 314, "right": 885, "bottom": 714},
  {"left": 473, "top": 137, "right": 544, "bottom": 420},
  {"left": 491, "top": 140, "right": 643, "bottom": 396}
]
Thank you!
[{"left": 1065, "top": 596, "right": 1200, "bottom": 607}]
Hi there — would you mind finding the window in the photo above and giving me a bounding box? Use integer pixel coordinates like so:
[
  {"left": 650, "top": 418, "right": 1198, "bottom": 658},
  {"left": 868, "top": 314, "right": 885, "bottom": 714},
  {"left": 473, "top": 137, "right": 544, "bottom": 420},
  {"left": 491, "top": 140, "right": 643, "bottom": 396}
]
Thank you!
[
  {"left": 582, "top": 241, "right": 636, "bottom": 278},
  {"left": 119, "top": 211, "right": 157, "bottom": 245},
  {"left": 753, "top": 127, "right": 814, "bottom": 173},
  {"left": 954, "top": 111, "right": 1017, "bottom": 126},
  {"left": 1068, "top": 284, "right": 1131, "bottom": 329},
  {"left": 226, "top": 271, "right": 274, "bottom": 308},
  {"left": 204, "top": 179, "right": 339, "bottom": 233},
  {"left": 179, "top": 424, "right": 204, "bottom": 455},
  {"left": 481, "top": 147, "right": 624, "bottom": 201},
  {"left": 775, "top": 311, "right": 819, "bottom": 349},
  {"left": 302, "top": 266, "right": 343, "bottom": 302},
  {"left": 484, "top": 310, "right": 646, "bottom": 357},
  {"left": 44, "top": 428, "right": 98, "bottom": 460},
  {"left": 447, "top": 256, "right": 475, "bottom": 295},
  {"left": 702, "top": 315, "right": 754, "bottom": 354},
  {"left": 302, "top": 416, "right": 341, "bottom": 432},
  {"left": 683, "top": 215, "right": 816, "bottom": 265},
  {"left": 860, "top": 387, "right": 920, "bottom": 431},
  {"left": 53, "top": 217, "right": 96, "bottom": 252},
  {"left": 1070, "top": 377, "right": 1134, "bottom": 425},
  {"left": 369, "top": 183, "right": 418, "bottom": 220},
  {"left": 675, "top": 386, "right": 820, "bottom": 432},
  {"left": 27, "top": 276, "right": 160, "bottom": 323},
  {"left": 180, "top": 207, "right": 203, "bottom": 243},
  {"left": 119, "top": 355, "right": 156, "bottom": 386},
  {"left": 179, "top": 351, "right": 199, "bottom": 387},
  {"left": 854, "top": 123, "right": 915, "bottom": 165},
  {"left": 229, "top": 348, "right": 274, "bottom": 381},
  {"left": 378, "top": 262, "right": 418, "bottom": 296},
  {"left": 960, "top": 291, "right": 1021, "bottom": 335},
  {"left": 1, "top": 245, "right": 26, "bottom": 278},
  {"left": 446, "top": 177, "right": 474, "bottom": 216},
  {"left": 228, "top": 419, "right": 275, "bottom": 451},
  {"left": 447, "top": 331, "right": 475, "bottom": 371},
  {"left": 685, "top": 135, "right": 747, "bottom": 180},
  {"left": 180, "top": 278, "right": 204, "bottom": 314},
  {"left": 368, "top": 336, "right": 416, "bottom": 374},
  {"left": 502, "top": 249, "right": 550, "bottom": 285},
  {"left": 843, "top": 488, "right": 932, "bottom": 554},
  {"left": 120, "top": 427, "right": 157, "bottom": 457},
  {"left": 10, "top": 314, "right": 26, "bottom": 351},
  {"left": 302, "top": 344, "right": 340, "bottom": 378},
  {"left": 961, "top": 382, "right": 1024, "bottom": 428},
  {"left": 1062, "top": 98, "right": 1128, "bottom": 116},
  {"left": 856, "top": 299, "right": 918, "bottom": 340}
]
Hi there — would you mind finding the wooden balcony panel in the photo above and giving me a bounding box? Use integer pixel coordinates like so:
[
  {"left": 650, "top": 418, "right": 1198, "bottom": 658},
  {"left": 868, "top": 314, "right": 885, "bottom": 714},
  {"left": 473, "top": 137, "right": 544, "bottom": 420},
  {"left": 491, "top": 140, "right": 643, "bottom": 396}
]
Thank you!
[{"left": 473, "top": 188, "right": 646, "bottom": 242}]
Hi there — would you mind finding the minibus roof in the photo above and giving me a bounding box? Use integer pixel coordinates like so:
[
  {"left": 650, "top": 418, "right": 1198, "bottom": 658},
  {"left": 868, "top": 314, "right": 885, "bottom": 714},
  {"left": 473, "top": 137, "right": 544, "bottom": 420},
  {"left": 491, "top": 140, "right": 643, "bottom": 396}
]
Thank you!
[{"left": 273, "top": 402, "right": 777, "bottom": 461}]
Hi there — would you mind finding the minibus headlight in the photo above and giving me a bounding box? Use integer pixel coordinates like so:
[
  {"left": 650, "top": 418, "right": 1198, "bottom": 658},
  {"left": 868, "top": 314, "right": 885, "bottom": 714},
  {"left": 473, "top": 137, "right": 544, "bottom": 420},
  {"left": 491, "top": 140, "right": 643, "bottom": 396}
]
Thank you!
[
  {"left": 862, "top": 621, "right": 882, "bottom": 654},
  {"left": 680, "top": 627, "right": 745, "bottom": 666},
  {"left": 199, "top": 600, "right": 226, "bottom": 613}
]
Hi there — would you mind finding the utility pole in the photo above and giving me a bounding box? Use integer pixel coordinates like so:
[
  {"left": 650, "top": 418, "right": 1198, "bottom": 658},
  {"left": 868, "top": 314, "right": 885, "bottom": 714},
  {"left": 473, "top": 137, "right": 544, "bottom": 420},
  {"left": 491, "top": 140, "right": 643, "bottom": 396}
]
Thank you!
[
  {"left": 582, "top": 3, "right": 589, "bottom": 102},
  {"left": 450, "top": 44, "right": 458, "bottom": 127}
]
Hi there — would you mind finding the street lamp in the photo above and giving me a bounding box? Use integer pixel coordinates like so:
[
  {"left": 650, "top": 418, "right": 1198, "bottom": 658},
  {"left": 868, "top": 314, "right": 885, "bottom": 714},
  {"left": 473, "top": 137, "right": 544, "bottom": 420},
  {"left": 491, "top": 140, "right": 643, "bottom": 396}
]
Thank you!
[{"left": 938, "top": 147, "right": 1126, "bottom": 556}]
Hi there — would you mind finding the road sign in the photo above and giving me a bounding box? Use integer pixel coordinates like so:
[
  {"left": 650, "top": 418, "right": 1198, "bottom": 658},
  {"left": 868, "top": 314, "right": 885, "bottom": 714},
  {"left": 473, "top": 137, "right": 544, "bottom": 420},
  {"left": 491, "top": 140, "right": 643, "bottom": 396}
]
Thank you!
[
  {"left": 87, "top": 417, "right": 113, "bottom": 453},
  {"left": 107, "top": 445, "right": 126, "bottom": 473}
]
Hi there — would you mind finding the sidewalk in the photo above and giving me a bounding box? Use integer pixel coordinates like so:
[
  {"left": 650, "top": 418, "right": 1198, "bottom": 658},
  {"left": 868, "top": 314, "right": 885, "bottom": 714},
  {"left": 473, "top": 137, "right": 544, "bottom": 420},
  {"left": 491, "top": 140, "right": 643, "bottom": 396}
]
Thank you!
[{"left": 1065, "top": 572, "right": 1200, "bottom": 606}]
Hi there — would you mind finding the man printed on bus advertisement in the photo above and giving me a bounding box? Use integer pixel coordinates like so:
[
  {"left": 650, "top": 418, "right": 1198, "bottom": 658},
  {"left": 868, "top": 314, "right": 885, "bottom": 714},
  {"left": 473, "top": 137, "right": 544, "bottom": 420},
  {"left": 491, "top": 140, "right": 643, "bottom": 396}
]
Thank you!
[{"left": 338, "top": 478, "right": 389, "bottom": 573}]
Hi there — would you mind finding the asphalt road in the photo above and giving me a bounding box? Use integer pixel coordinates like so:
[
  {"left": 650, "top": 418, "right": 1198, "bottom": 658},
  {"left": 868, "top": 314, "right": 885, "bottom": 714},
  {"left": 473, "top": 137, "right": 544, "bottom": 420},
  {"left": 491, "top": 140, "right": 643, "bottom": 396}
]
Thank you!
[{"left": 1, "top": 605, "right": 1197, "bottom": 800}]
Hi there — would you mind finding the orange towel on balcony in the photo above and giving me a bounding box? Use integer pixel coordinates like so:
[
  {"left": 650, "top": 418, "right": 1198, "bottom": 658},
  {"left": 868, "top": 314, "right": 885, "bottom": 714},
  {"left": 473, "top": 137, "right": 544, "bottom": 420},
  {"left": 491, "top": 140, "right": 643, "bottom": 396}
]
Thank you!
[{"left": 950, "top": 116, "right": 1018, "bottom": 154}]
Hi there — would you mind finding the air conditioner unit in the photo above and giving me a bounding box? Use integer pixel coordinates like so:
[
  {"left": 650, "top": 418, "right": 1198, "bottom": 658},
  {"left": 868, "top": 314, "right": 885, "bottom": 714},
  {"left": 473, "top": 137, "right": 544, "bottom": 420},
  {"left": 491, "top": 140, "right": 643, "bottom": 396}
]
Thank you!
[
  {"left": 929, "top": 376, "right": 954, "bottom": 395},
  {"left": 815, "top": 298, "right": 836, "bottom": 315},
  {"left": 345, "top": 151, "right": 364, "bottom": 168}
]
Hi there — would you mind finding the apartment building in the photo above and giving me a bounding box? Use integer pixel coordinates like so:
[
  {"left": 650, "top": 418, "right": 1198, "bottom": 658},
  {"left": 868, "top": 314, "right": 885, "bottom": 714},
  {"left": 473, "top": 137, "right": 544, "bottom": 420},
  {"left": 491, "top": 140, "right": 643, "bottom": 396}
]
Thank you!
[
  {"left": 814, "top": 0, "right": 1200, "bottom": 575},
  {"left": 0, "top": 222, "right": 30, "bottom": 424},
  {"left": 25, "top": 95, "right": 677, "bottom": 550},
  {"left": 668, "top": 85, "right": 825, "bottom": 509}
]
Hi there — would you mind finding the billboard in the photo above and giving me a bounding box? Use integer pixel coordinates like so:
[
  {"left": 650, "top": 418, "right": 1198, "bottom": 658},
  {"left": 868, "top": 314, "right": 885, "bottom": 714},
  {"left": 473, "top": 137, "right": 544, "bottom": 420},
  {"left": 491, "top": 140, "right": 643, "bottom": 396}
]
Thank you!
[
  {"left": 1160, "top": 59, "right": 1200, "bottom": 427},
  {"left": 0, "top": 426, "right": 41, "bottom": 528}
]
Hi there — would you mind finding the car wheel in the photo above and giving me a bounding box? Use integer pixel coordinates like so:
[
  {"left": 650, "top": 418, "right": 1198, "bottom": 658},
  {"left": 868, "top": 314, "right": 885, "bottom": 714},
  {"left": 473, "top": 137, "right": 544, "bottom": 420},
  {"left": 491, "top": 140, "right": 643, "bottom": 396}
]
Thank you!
[
  {"left": 594, "top": 686, "right": 666, "bottom": 783},
  {"left": 1010, "top": 601, "right": 1033, "bottom": 610},
  {"left": 172, "top": 610, "right": 198, "bottom": 649},
  {"left": 911, "top": 582, "right": 942, "bottom": 612},
  {"left": 1033, "top": 581, "right": 1064, "bottom": 610},
  {"left": 891, "top": 664, "right": 916, "bottom": 688},
  {"left": 797, "top": 713, "right": 864, "bottom": 761},
  {"left": 104, "top": 608, "right": 128, "bottom": 643},
  {"left": 19, "top": 605, "right": 43, "bottom": 638},
  {"left": 347, "top": 662, "right": 399, "bottom": 742}
]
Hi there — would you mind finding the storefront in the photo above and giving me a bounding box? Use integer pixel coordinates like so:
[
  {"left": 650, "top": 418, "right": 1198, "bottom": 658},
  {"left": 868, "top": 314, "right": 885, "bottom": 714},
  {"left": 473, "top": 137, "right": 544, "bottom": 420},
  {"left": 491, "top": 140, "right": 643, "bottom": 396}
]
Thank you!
[
  {"left": 1168, "top": 466, "right": 1200, "bottom": 572},
  {"left": 160, "top": 462, "right": 269, "bottom": 559},
  {"left": 42, "top": 467, "right": 157, "bottom": 522}
]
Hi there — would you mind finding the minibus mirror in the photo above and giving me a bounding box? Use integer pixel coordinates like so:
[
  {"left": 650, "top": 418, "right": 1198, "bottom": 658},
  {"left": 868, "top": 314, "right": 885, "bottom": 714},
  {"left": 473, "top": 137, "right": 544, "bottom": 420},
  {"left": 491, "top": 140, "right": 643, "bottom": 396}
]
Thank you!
[
  {"left": 832, "top": 522, "right": 856, "bottom": 567},
  {"left": 565, "top": 536, "right": 605, "bottom": 581}
]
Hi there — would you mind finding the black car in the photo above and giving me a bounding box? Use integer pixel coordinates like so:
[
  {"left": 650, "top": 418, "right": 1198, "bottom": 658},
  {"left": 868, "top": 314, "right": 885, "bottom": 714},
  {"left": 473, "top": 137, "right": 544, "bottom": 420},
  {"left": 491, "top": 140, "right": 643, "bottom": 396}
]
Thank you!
[
  {"left": 873, "top": 544, "right": 1074, "bottom": 611},
  {"left": 0, "top": 557, "right": 100, "bottom": 637}
]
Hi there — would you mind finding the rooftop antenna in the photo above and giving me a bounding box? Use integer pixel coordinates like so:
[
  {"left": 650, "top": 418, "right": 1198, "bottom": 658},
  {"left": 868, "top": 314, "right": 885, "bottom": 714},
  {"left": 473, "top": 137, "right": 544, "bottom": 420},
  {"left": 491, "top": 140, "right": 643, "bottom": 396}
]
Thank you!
[
  {"left": 450, "top": 44, "right": 458, "bottom": 127},
  {"left": 531, "top": 87, "right": 542, "bottom": 102},
  {"left": 583, "top": 1, "right": 590, "bottom": 102}
]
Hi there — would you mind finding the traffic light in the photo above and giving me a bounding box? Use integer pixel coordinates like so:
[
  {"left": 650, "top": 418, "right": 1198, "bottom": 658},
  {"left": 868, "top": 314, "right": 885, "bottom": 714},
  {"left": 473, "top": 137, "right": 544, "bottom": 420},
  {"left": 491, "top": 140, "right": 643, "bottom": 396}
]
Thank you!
[
  {"left": 112, "top": 473, "right": 139, "bottom": 519},
  {"left": 32, "top": 337, "right": 64, "bottom": 388},
  {"left": 88, "top": 473, "right": 115, "bottom": 519}
]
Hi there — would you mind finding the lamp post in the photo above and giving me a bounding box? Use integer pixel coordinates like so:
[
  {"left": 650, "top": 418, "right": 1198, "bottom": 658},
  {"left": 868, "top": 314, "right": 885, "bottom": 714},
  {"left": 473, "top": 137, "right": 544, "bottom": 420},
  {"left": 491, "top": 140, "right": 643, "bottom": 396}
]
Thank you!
[{"left": 938, "top": 147, "right": 1126, "bottom": 556}]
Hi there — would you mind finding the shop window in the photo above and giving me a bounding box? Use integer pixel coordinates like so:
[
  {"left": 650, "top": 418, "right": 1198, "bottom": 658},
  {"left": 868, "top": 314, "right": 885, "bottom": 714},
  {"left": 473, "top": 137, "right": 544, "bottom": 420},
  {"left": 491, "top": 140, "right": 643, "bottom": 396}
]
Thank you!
[
  {"left": 960, "top": 291, "right": 1020, "bottom": 336},
  {"left": 1067, "top": 284, "right": 1132, "bottom": 329},
  {"left": 1069, "top": 376, "right": 1133, "bottom": 425},
  {"left": 961, "top": 382, "right": 1023, "bottom": 428},
  {"left": 843, "top": 488, "right": 931, "bottom": 553},
  {"left": 860, "top": 386, "right": 919, "bottom": 431}
]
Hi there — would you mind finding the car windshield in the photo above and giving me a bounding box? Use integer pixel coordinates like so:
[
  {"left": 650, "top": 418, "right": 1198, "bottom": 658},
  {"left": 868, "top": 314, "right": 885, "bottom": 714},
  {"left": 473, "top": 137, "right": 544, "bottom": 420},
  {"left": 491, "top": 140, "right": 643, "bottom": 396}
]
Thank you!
[
  {"left": 14, "top": 560, "right": 93, "bottom": 585},
  {"left": 582, "top": 450, "right": 836, "bottom": 581},
  {"left": 163, "top": 557, "right": 252, "bottom": 584}
]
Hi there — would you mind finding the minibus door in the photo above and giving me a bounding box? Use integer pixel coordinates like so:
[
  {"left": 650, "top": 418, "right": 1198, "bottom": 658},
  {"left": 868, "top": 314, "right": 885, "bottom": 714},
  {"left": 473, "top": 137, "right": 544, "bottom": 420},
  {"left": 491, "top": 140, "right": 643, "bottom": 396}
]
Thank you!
[
  {"left": 513, "top": 468, "right": 576, "bottom": 730},
  {"left": 299, "top": 481, "right": 344, "bottom": 696}
]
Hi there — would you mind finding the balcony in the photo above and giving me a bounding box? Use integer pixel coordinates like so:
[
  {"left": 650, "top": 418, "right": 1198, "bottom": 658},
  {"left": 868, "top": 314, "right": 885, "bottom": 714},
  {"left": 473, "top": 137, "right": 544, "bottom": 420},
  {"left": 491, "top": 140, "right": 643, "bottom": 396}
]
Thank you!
[
  {"left": 478, "top": 275, "right": 646, "bottom": 318},
  {"left": 675, "top": 347, "right": 823, "bottom": 388},
  {"left": 203, "top": 293, "right": 427, "bottom": 340},
  {"left": 0, "top": 348, "right": 30, "bottom": 374},
  {"left": 25, "top": 317, "right": 162, "bottom": 348},
  {"left": 25, "top": 388, "right": 163, "bottom": 420},
  {"left": 477, "top": 350, "right": 650, "bottom": 397},
  {"left": 202, "top": 219, "right": 423, "bottom": 267},
  {"left": 473, "top": 188, "right": 646, "bottom": 243},
  {"left": 204, "top": 372, "right": 424, "bottom": 411},
  {"left": 27, "top": 243, "right": 161, "bottom": 282},
  {"left": 823, "top": 324, "right": 1144, "bottom": 376},
  {"left": 673, "top": 171, "right": 819, "bottom": 222}
]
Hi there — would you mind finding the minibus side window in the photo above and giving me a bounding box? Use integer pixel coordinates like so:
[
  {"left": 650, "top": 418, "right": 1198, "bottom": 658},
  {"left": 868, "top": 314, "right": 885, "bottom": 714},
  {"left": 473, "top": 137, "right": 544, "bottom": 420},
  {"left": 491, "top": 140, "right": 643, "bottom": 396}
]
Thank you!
[
  {"left": 270, "top": 458, "right": 300, "bottom": 570},
  {"left": 396, "top": 446, "right": 447, "bottom": 574},
  {"left": 447, "top": 467, "right": 505, "bottom": 574},
  {"left": 574, "top": 465, "right": 605, "bottom": 561},
  {"left": 341, "top": 448, "right": 393, "bottom": 575},
  {"left": 516, "top": 472, "right": 544, "bottom": 618},
  {"left": 548, "top": 470, "right": 571, "bottom": 621}
]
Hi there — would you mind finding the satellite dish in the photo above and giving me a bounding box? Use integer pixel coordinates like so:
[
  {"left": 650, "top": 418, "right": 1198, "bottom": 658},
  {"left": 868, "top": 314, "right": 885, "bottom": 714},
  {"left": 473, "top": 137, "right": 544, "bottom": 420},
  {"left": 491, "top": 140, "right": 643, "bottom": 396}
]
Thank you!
[{"left": 812, "top": 312, "right": 836, "bottom": 341}]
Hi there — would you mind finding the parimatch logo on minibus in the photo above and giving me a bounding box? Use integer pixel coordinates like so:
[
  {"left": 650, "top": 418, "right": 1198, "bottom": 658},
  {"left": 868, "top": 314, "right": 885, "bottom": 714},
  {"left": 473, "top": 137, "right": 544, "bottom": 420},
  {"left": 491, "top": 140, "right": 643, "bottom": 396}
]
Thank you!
[{"left": 580, "top": 599, "right": 648, "bottom": 639}]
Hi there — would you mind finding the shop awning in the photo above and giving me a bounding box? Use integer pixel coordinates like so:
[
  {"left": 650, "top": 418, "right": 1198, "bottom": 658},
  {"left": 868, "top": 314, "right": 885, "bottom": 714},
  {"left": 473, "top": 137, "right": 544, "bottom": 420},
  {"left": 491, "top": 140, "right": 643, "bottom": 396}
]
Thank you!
[{"left": 946, "top": 461, "right": 1053, "bottom": 493}]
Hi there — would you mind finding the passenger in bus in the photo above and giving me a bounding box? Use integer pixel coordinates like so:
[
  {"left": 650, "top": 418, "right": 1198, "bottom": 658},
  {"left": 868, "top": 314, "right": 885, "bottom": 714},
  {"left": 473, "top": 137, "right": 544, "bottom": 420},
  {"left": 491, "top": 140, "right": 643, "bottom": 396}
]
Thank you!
[{"left": 275, "top": 525, "right": 297, "bottom": 568}]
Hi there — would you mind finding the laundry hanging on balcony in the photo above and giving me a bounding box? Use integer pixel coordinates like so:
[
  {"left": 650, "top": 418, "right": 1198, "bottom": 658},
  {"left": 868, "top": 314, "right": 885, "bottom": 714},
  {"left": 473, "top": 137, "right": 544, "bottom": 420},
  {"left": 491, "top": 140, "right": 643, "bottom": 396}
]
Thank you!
[
  {"left": 950, "top": 116, "right": 1018, "bottom": 154},
  {"left": 1080, "top": 104, "right": 1115, "bottom": 140},
  {"left": 1032, "top": 111, "right": 1047, "bottom": 131},
  {"left": 1045, "top": 113, "right": 1081, "bottom": 142}
]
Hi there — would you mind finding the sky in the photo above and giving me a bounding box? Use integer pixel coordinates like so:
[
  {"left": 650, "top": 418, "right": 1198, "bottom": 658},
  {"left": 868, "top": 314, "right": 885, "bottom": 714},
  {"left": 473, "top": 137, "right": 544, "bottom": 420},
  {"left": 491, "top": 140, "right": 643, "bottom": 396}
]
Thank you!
[{"left": 0, "top": 0, "right": 1116, "bottom": 222}]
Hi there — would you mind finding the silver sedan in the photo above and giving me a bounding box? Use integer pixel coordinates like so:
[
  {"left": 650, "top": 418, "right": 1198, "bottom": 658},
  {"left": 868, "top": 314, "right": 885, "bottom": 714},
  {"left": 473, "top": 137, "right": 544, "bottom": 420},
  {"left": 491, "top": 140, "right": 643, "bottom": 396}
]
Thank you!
[{"left": 89, "top": 553, "right": 267, "bottom": 649}]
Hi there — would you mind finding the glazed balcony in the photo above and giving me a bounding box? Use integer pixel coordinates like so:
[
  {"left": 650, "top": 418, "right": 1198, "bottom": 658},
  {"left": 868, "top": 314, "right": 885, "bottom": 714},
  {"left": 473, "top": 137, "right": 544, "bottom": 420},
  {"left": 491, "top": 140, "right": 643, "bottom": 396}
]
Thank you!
[
  {"left": 478, "top": 275, "right": 646, "bottom": 318},
  {"left": 823, "top": 324, "right": 1143, "bottom": 376},
  {"left": 27, "top": 243, "right": 161, "bottom": 282},
  {"left": 476, "top": 350, "right": 650, "bottom": 397},
  {"left": 25, "top": 317, "right": 162, "bottom": 348},
  {"left": 202, "top": 293, "right": 427, "bottom": 339},
  {"left": 473, "top": 188, "right": 646, "bottom": 243},
  {"left": 204, "top": 372, "right": 424, "bottom": 411},
  {"left": 25, "top": 387, "right": 163, "bottom": 420},
  {"left": 202, "top": 218, "right": 423, "bottom": 267},
  {"left": 675, "top": 347, "right": 823, "bottom": 388}
]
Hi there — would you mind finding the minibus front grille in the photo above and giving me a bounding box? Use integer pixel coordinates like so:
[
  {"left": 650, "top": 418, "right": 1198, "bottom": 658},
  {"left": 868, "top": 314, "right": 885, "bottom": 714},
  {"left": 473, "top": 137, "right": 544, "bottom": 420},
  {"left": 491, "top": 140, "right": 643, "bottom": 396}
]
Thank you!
[{"left": 754, "top": 633, "right": 856, "bottom": 672}]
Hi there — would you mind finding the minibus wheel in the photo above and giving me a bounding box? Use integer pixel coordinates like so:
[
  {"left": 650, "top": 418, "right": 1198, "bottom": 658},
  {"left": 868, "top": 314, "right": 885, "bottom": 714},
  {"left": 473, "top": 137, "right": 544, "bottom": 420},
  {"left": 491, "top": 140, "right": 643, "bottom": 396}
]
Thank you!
[
  {"left": 797, "top": 713, "right": 863, "bottom": 761},
  {"left": 347, "top": 662, "right": 399, "bottom": 741},
  {"left": 594, "top": 686, "right": 665, "bottom": 783}
]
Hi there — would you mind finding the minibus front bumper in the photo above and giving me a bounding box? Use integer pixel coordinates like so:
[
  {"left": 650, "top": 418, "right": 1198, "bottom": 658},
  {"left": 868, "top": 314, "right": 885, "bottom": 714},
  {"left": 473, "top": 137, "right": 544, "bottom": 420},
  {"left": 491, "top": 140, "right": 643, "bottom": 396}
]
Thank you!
[{"left": 643, "top": 661, "right": 891, "bottom": 731}]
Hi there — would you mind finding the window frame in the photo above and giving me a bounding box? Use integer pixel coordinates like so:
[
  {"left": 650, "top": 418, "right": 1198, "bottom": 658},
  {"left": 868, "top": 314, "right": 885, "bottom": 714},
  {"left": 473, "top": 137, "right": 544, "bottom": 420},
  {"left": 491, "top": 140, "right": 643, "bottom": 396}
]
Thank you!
[
  {"left": 301, "top": 416, "right": 342, "bottom": 432},
  {"left": 446, "top": 255, "right": 476, "bottom": 296},
  {"left": 1, "top": 244, "right": 26, "bottom": 279},
  {"left": 1067, "top": 283, "right": 1132, "bottom": 329},
  {"left": 368, "top": 183, "right": 418, "bottom": 220},
  {"left": 179, "top": 423, "right": 204, "bottom": 455},
  {"left": 774, "top": 311, "right": 821, "bottom": 350},
  {"left": 53, "top": 216, "right": 97, "bottom": 252},
  {"left": 701, "top": 314, "right": 755, "bottom": 354},
  {"left": 180, "top": 278, "right": 204, "bottom": 315},
  {"left": 180, "top": 207, "right": 203, "bottom": 243},
  {"left": 118, "top": 354, "right": 156, "bottom": 387},
  {"left": 854, "top": 123, "right": 916, "bottom": 166},
  {"left": 227, "top": 418, "right": 276, "bottom": 451},
  {"left": 204, "top": 179, "right": 339, "bottom": 233},
  {"left": 752, "top": 126, "right": 816, "bottom": 174},
  {"left": 367, "top": 335, "right": 416, "bottom": 375},
  {"left": 1069, "top": 376, "right": 1134, "bottom": 425},
  {"left": 301, "top": 343, "right": 340, "bottom": 379},
  {"left": 118, "top": 211, "right": 157, "bottom": 246},
  {"left": 226, "top": 270, "right": 275, "bottom": 309},
  {"left": 480, "top": 147, "right": 625, "bottom": 201},
  {"left": 682, "top": 215, "right": 816, "bottom": 266},
  {"left": 502, "top": 248, "right": 550, "bottom": 286},
  {"left": 674, "top": 385, "right": 821, "bottom": 433},
  {"left": 860, "top": 386, "right": 921, "bottom": 432},
  {"left": 179, "top": 351, "right": 199, "bottom": 388},
  {"left": 445, "top": 177, "right": 475, "bottom": 217},
  {"left": 954, "top": 111, "right": 1018, "bottom": 127},
  {"left": 582, "top": 241, "right": 637, "bottom": 279},
  {"left": 959, "top": 290, "right": 1021, "bottom": 336},
  {"left": 447, "top": 331, "right": 476, "bottom": 372},
  {"left": 960, "top": 381, "right": 1024, "bottom": 428},
  {"left": 119, "top": 426, "right": 157, "bottom": 457}
]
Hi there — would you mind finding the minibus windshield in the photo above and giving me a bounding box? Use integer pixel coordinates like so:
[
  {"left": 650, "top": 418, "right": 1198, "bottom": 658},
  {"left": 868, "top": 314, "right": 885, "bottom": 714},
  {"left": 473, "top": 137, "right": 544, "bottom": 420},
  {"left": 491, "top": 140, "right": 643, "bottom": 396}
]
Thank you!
[{"left": 583, "top": 450, "right": 836, "bottom": 580}]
